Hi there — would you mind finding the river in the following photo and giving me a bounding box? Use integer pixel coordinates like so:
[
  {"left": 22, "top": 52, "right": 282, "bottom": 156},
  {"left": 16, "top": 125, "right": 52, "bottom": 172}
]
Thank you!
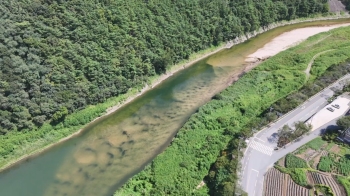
[{"left": 0, "top": 19, "right": 349, "bottom": 196}]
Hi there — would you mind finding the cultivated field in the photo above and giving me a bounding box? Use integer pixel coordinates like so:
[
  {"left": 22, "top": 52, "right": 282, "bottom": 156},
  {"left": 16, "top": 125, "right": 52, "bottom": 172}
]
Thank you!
[
  {"left": 264, "top": 168, "right": 285, "bottom": 196},
  {"left": 308, "top": 172, "right": 346, "bottom": 196},
  {"left": 263, "top": 168, "right": 309, "bottom": 196},
  {"left": 264, "top": 137, "right": 350, "bottom": 196}
]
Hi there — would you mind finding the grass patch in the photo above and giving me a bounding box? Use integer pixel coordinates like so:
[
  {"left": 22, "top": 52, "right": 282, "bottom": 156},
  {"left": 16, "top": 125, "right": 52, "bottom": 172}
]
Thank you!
[
  {"left": 339, "top": 145, "right": 350, "bottom": 156},
  {"left": 306, "top": 137, "right": 327, "bottom": 150},
  {"left": 326, "top": 143, "right": 335, "bottom": 151}
]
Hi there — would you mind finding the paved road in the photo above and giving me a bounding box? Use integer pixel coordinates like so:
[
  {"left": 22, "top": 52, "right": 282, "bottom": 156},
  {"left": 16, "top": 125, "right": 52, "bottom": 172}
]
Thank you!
[{"left": 240, "top": 74, "right": 350, "bottom": 196}]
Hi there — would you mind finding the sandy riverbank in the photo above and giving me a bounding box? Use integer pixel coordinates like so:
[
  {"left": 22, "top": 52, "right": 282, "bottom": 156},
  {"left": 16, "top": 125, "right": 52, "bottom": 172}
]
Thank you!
[{"left": 246, "top": 23, "right": 350, "bottom": 62}]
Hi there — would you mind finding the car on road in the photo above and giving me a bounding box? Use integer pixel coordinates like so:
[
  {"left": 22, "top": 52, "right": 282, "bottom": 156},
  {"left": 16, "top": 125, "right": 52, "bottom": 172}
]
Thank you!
[
  {"left": 332, "top": 104, "right": 340, "bottom": 109},
  {"left": 327, "top": 107, "right": 334, "bottom": 112}
]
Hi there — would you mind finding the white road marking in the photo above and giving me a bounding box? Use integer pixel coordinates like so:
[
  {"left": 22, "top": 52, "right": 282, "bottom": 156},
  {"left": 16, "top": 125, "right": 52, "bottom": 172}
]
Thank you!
[
  {"left": 251, "top": 169, "right": 259, "bottom": 196},
  {"left": 249, "top": 140, "right": 274, "bottom": 156},
  {"left": 254, "top": 137, "right": 265, "bottom": 143}
]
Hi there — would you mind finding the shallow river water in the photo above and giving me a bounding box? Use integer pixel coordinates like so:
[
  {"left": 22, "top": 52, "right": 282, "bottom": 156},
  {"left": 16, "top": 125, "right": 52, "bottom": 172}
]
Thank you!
[{"left": 0, "top": 19, "right": 349, "bottom": 196}]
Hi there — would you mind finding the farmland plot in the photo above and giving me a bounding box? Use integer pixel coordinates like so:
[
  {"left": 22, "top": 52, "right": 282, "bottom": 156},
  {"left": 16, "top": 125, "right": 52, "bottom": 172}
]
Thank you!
[
  {"left": 286, "top": 175, "right": 309, "bottom": 196},
  {"left": 268, "top": 138, "right": 350, "bottom": 196},
  {"left": 308, "top": 172, "right": 346, "bottom": 196},
  {"left": 263, "top": 168, "right": 285, "bottom": 196}
]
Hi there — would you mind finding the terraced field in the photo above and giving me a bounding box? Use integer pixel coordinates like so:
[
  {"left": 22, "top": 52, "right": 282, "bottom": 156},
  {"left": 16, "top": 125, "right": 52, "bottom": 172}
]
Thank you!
[
  {"left": 308, "top": 172, "right": 346, "bottom": 196},
  {"left": 263, "top": 168, "right": 309, "bottom": 196},
  {"left": 265, "top": 137, "right": 350, "bottom": 196},
  {"left": 286, "top": 175, "right": 309, "bottom": 196},
  {"left": 264, "top": 168, "right": 285, "bottom": 196}
]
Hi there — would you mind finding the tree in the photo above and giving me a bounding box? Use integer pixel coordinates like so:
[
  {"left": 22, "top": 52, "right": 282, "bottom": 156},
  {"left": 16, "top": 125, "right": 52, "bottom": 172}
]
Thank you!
[
  {"left": 218, "top": 182, "right": 235, "bottom": 196},
  {"left": 277, "top": 125, "right": 293, "bottom": 147},
  {"left": 278, "top": 124, "right": 293, "bottom": 138},
  {"left": 294, "top": 121, "right": 312, "bottom": 136},
  {"left": 337, "top": 116, "right": 350, "bottom": 130},
  {"left": 51, "top": 107, "right": 68, "bottom": 123}
]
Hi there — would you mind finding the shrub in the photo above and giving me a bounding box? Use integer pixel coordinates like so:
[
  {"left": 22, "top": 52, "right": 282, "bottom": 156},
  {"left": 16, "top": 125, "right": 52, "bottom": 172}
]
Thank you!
[
  {"left": 315, "top": 184, "right": 334, "bottom": 196},
  {"left": 338, "top": 156, "right": 350, "bottom": 175},
  {"left": 285, "top": 154, "right": 308, "bottom": 168},
  {"left": 318, "top": 156, "right": 333, "bottom": 172},
  {"left": 306, "top": 137, "right": 326, "bottom": 150},
  {"left": 290, "top": 168, "right": 309, "bottom": 187}
]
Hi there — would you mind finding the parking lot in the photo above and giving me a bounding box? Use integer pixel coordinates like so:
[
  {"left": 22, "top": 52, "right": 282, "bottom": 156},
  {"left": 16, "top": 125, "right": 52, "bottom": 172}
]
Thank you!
[{"left": 307, "top": 94, "right": 350, "bottom": 131}]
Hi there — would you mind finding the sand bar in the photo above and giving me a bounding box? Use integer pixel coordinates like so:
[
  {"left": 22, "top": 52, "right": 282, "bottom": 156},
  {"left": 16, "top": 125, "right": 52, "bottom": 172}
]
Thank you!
[{"left": 246, "top": 23, "right": 350, "bottom": 62}]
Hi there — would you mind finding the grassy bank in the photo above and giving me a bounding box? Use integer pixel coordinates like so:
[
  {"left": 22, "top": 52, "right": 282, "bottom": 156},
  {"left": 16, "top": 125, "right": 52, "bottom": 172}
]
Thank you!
[{"left": 116, "top": 26, "right": 350, "bottom": 195}]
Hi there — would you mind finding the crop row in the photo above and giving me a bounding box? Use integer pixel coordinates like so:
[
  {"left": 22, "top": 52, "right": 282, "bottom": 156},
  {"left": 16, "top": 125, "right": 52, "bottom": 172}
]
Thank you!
[
  {"left": 264, "top": 168, "right": 284, "bottom": 196},
  {"left": 309, "top": 172, "right": 343, "bottom": 196},
  {"left": 286, "top": 175, "right": 308, "bottom": 196}
]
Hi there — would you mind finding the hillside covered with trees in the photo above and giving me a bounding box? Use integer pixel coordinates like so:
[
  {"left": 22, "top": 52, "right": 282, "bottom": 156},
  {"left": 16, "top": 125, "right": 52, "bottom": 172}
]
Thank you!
[{"left": 0, "top": 0, "right": 330, "bottom": 133}]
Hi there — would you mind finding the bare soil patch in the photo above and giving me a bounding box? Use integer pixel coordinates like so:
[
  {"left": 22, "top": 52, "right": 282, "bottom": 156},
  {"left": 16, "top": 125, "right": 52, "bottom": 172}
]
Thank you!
[
  {"left": 297, "top": 148, "right": 317, "bottom": 160},
  {"left": 329, "top": 145, "right": 341, "bottom": 154},
  {"left": 312, "top": 154, "right": 323, "bottom": 169},
  {"left": 278, "top": 157, "right": 286, "bottom": 167}
]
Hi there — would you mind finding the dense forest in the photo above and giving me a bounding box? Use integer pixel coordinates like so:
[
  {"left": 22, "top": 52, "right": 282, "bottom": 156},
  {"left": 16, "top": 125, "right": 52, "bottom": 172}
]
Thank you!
[{"left": 0, "top": 0, "right": 329, "bottom": 133}]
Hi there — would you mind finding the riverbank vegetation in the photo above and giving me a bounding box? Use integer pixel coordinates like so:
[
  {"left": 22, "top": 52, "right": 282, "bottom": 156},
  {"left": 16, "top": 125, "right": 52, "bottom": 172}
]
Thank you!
[{"left": 116, "top": 26, "right": 350, "bottom": 195}]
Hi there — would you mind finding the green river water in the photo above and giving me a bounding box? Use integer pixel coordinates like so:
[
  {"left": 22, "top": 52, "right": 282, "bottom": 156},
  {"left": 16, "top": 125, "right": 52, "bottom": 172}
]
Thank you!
[{"left": 0, "top": 19, "right": 349, "bottom": 196}]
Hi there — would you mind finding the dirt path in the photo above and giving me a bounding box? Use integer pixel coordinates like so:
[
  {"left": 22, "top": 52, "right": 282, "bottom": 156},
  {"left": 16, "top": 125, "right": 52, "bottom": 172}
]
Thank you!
[
  {"left": 196, "top": 180, "right": 206, "bottom": 189},
  {"left": 304, "top": 49, "right": 335, "bottom": 79}
]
